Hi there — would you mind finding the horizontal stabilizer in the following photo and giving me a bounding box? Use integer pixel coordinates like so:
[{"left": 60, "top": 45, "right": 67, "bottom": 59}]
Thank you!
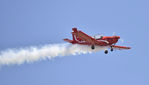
[
  {"left": 112, "top": 45, "right": 131, "bottom": 50},
  {"left": 63, "top": 38, "right": 73, "bottom": 43}
]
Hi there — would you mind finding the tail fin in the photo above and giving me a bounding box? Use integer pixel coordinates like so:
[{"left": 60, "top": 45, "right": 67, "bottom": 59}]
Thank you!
[
  {"left": 63, "top": 28, "right": 78, "bottom": 43},
  {"left": 72, "top": 27, "right": 78, "bottom": 41},
  {"left": 72, "top": 33, "right": 76, "bottom": 41},
  {"left": 72, "top": 28, "right": 78, "bottom": 32}
]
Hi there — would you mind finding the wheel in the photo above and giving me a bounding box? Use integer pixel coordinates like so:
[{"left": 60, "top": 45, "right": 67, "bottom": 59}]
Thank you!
[
  {"left": 91, "top": 45, "right": 95, "bottom": 49},
  {"left": 110, "top": 46, "right": 113, "bottom": 52},
  {"left": 111, "top": 48, "right": 113, "bottom": 51},
  {"left": 104, "top": 50, "right": 108, "bottom": 54}
]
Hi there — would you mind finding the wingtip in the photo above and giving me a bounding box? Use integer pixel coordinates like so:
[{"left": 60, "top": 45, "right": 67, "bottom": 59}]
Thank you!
[{"left": 127, "top": 47, "right": 131, "bottom": 49}]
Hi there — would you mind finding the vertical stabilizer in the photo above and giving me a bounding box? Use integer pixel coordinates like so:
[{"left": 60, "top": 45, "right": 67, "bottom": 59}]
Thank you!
[{"left": 72, "top": 28, "right": 78, "bottom": 41}]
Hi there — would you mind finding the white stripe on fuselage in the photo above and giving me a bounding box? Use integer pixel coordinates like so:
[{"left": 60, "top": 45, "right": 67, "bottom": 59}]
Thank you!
[{"left": 97, "top": 40, "right": 109, "bottom": 44}]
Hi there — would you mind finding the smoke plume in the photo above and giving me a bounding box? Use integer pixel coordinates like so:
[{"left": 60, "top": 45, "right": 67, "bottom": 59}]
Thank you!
[{"left": 0, "top": 43, "right": 108, "bottom": 66}]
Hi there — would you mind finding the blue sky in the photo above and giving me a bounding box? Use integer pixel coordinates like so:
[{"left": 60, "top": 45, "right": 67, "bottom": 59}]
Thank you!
[{"left": 0, "top": 0, "right": 149, "bottom": 85}]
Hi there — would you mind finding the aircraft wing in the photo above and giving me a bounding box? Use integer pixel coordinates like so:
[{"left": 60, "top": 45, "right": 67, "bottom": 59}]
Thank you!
[
  {"left": 72, "top": 29, "right": 106, "bottom": 45},
  {"left": 112, "top": 45, "right": 131, "bottom": 50}
]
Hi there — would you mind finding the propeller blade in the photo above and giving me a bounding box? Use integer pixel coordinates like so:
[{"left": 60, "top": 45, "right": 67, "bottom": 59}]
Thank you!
[{"left": 119, "top": 39, "right": 124, "bottom": 43}]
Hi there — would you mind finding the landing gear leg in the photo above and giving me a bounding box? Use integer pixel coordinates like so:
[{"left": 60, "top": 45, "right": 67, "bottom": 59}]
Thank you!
[
  {"left": 104, "top": 50, "right": 108, "bottom": 54},
  {"left": 91, "top": 45, "right": 95, "bottom": 49},
  {"left": 111, "top": 46, "right": 113, "bottom": 52}
]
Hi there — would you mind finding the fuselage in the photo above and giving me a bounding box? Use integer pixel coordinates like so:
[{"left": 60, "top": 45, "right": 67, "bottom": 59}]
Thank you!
[
  {"left": 99, "top": 36, "right": 120, "bottom": 45},
  {"left": 65, "top": 28, "right": 120, "bottom": 46},
  {"left": 71, "top": 36, "right": 120, "bottom": 46}
]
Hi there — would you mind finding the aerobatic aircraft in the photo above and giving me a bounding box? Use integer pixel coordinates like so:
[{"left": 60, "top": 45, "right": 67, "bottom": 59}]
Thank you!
[{"left": 63, "top": 28, "right": 131, "bottom": 54}]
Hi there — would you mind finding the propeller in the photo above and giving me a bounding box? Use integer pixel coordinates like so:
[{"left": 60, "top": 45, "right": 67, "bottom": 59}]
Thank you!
[{"left": 119, "top": 38, "right": 124, "bottom": 43}]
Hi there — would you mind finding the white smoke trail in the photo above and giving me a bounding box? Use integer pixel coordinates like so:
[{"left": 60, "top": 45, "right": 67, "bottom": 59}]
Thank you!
[{"left": 0, "top": 43, "right": 108, "bottom": 66}]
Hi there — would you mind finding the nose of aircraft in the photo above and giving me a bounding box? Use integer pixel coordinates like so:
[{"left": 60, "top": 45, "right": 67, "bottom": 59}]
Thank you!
[
  {"left": 116, "top": 36, "right": 120, "bottom": 39},
  {"left": 113, "top": 36, "right": 120, "bottom": 43}
]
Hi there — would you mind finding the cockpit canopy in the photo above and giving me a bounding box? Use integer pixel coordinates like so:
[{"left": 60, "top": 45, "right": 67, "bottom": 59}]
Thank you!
[{"left": 93, "top": 34, "right": 103, "bottom": 39}]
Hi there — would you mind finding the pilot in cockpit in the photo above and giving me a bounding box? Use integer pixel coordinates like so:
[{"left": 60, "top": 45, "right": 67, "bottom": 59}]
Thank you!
[{"left": 93, "top": 34, "right": 103, "bottom": 40}]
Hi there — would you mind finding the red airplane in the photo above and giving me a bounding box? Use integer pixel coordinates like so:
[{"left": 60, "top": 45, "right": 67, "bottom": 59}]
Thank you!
[{"left": 63, "top": 28, "right": 131, "bottom": 54}]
